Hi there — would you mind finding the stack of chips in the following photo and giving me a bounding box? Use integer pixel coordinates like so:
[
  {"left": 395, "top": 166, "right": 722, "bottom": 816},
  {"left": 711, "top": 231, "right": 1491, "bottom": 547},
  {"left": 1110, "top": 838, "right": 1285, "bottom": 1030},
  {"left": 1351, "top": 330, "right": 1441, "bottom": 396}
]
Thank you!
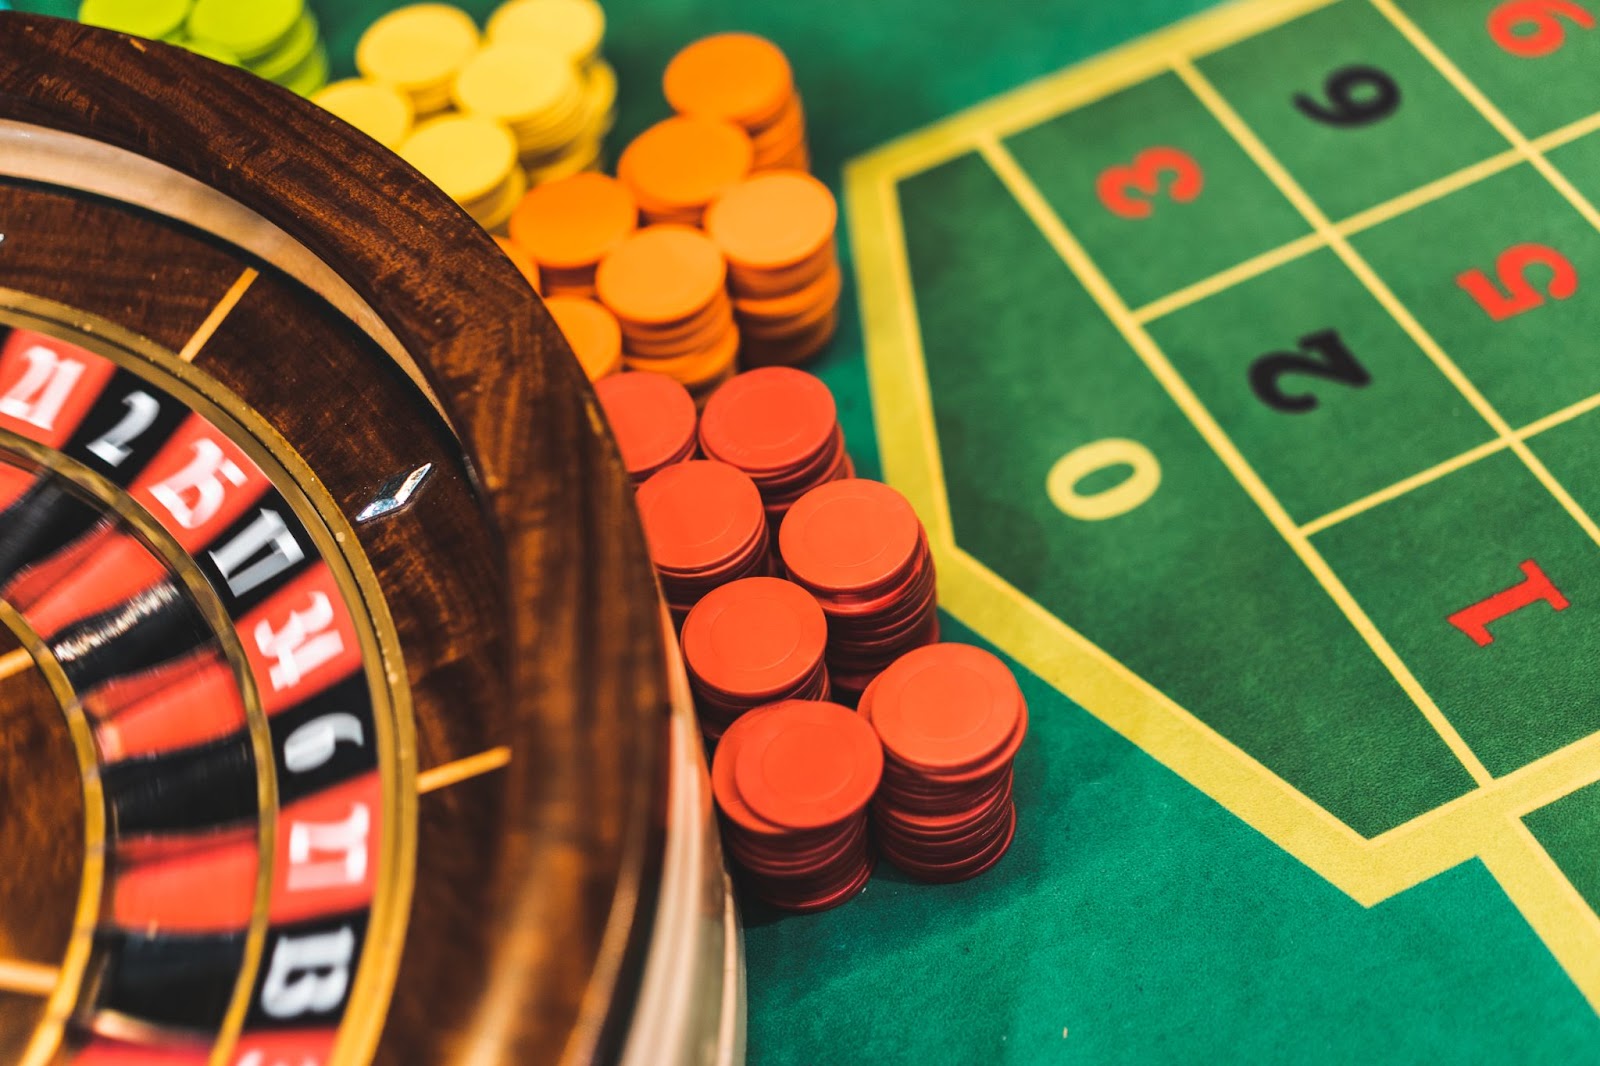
[
  {"left": 618, "top": 116, "right": 754, "bottom": 227},
  {"left": 594, "top": 371, "right": 698, "bottom": 483},
  {"left": 509, "top": 173, "right": 638, "bottom": 297},
  {"left": 780, "top": 479, "right": 939, "bottom": 698},
  {"left": 862, "top": 644, "right": 1026, "bottom": 883},
  {"left": 706, "top": 173, "right": 841, "bottom": 368},
  {"left": 454, "top": 42, "right": 596, "bottom": 184},
  {"left": 487, "top": 0, "right": 616, "bottom": 181},
  {"left": 398, "top": 113, "right": 524, "bottom": 232},
  {"left": 546, "top": 295, "right": 622, "bottom": 381},
  {"left": 681, "top": 577, "right": 831, "bottom": 740},
  {"left": 356, "top": 4, "right": 480, "bottom": 118},
  {"left": 712, "top": 700, "right": 882, "bottom": 912},
  {"left": 637, "top": 460, "right": 771, "bottom": 621},
  {"left": 80, "top": 0, "right": 329, "bottom": 95},
  {"left": 311, "top": 79, "right": 415, "bottom": 149},
  {"left": 698, "top": 367, "right": 852, "bottom": 525},
  {"left": 664, "top": 33, "right": 809, "bottom": 172},
  {"left": 597, "top": 226, "right": 740, "bottom": 396}
]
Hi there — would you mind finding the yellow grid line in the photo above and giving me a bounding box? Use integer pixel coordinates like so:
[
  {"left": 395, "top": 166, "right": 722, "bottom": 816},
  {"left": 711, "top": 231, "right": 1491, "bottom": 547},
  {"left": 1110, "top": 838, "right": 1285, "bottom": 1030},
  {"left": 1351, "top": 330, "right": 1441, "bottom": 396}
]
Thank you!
[
  {"left": 1304, "top": 388, "right": 1600, "bottom": 536},
  {"left": 1131, "top": 106, "right": 1600, "bottom": 325},
  {"left": 977, "top": 129, "right": 1495, "bottom": 788}
]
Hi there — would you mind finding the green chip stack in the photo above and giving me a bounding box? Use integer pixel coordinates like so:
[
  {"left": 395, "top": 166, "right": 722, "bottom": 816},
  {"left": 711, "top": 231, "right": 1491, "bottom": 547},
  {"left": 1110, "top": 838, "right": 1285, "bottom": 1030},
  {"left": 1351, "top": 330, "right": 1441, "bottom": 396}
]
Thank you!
[{"left": 77, "top": 0, "right": 329, "bottom": 97}]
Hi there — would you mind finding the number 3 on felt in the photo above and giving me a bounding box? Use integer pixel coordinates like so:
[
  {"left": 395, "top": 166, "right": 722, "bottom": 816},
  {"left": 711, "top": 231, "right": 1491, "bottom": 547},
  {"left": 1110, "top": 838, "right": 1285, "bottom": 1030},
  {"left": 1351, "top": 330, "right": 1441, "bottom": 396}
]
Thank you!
[
  {"left": 1097, "top": 147, "right": 1203, "bottom": 220},
  {"left": 1457, "top": 242, "right": 1578, "bottom": 321}
]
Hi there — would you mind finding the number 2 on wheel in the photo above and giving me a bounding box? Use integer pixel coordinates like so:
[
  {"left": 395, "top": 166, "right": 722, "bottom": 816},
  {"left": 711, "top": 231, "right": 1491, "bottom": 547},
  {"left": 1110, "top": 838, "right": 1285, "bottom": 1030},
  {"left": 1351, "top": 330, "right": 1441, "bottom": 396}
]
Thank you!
[
  {"left": 1457, "top": 242, "right": 1578, "bottom": 321},
  {"left": 1096, "top": 147, "right": 1203, "bottom": 220}
]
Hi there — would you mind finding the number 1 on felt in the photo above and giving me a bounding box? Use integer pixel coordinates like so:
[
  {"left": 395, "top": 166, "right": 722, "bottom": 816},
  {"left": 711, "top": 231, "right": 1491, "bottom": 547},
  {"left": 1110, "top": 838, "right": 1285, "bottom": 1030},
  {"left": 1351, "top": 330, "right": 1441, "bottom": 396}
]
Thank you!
[{"left": 1448, "top": 559, "right": 1569, "bottom": 647}]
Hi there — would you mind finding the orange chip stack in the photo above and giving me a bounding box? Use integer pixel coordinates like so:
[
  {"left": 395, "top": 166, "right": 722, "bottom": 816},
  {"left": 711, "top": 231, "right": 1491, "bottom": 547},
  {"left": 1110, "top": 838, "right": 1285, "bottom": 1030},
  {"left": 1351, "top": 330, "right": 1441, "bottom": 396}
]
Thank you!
[
  {"left": 664, "top": 33, "right": 809, "bottom": 172},
  {"left": 706, "top": 172, "right": 841, "bottom": 368},
  {"left": 492, "top": 235, "right": 542, "bottom": 294},
  {"left": 545, "top": 295, "right": 621, "bottom": 380},
  {"left": 698, "top": 367, "right": 853, "bottom": 525},
  {"left": 618, "top": 115, "right": 754, "bottom": 227},
  {"left": 597, "top": 225, "right": 740, "bottom": 396},
  {"left": 637, "top": 460, "right": 774, "bottom": 621},
  {"left": 594, "top": 370, "right": 699, "bottom": 482},
  {"left": 681, "top": 576, "right": 831, "bottom": 740},
  {"left": 508, "top": 172, "right": 637, "bottom": 297}
]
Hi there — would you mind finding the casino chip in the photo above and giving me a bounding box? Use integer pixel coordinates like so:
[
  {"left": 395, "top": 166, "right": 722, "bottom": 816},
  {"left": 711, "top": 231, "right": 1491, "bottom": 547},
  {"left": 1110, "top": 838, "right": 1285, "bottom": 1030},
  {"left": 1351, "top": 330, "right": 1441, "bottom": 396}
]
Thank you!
[
  {"left": 712, "top": 700, "right": 881, "bottom": 912},
  {"left": 698, "top": 366, "right": 852, "bottom": 523},
  {"left": 862, "top": 644, "right": 1026, "bottom": 882},
  {"left": 618, "top": 115, "right": 754, "bottom": 227},
  {"left": 398, "top": 112, "right": 524, "bottom": 231},
  {"left": 682, "top": 576, "right": 831, "bottom": 740},
  {"left": 598, "top": 225, "right": 741, "bottom": 397},
  {"left": 664, "top": 33, "right": 810, "bottom": 171},
  {"left": 706, "top": 171, "right": 842, "bottom": 367},
  {"left": 509, "top": 172, "right": 638, "bottom": 297},
  {"left": 356, "top": 3, "right": 481, "bottom": 117},
  {"left": 546, "top": 294, "right": 623, "bottom": 381},
  {"left": 637, "top": 460, "right": 772, "bottom": 623},
  {"left": 311, "top": 79, "right": 415, "bottom": 149},
  {"left": 780, "top": 479, "right": 940, "bottom": 698},
  {"left": 594, "top": 370, "right": 699, "bottom": 484}
]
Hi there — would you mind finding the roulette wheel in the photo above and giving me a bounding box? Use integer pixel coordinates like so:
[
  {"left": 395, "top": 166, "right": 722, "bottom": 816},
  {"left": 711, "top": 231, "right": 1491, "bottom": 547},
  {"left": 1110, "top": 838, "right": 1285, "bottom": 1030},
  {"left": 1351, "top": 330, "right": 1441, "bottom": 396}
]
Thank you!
[{"left": 0, "top": 13, "right": 739, "bottom": 1066}]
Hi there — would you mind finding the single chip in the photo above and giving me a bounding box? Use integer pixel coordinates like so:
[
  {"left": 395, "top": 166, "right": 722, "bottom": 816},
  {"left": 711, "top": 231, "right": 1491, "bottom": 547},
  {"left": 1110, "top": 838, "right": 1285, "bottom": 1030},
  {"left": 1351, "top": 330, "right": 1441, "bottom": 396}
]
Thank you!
[
  {"left": 186, "top": 0, "right": 303, "bottom": 60},
  {"left": 663, "top": 33, "right": 794, "bottom": 130},
  {"left": 705, "top": 171, "right": 836, "bottom": 272},
  {"left": 594, "top": 371, "right": 698, "bottom": 481},
  {"left": 636, "top": 460, "right": 765, "bottom": 575},
  {"left": 487, "top": 0, "right": 606, "bottom": 67},
  {"left": 509, "top": 172, "right": 638, "bottom": 272},
  {"left": 683, "top": 577, "right": 827, "bottom": 699},
  {"left": 698, "top": 366, "right": 838, "bottom": 476},
  {"left": 596, "top": 225, "right": 727, "bottom": 327},
  {"left": 733, "top": 700, "right": 883, "bottom": 830},
  {"left": 546, "top": 296, "right": 622, "bottom": 381},
  {"left": 313, "top": 79, "right": 414, "bottom": 149},
  {"left": 618, "top": 116, "right": 753, "bottom": 218},
  {"left": 356, "top": 3, "right": 480, "bottom": 94},
  {"left": 398, "top": 113, "right": 518, "bottom": 205},
  {"left": 280, "top": 43, "right": 330, "bottom": 98},
  {"left": 780, "top": 478, "right": 922, "bottom": 595},
  {"left": 711, "top": 703, "right": 789, "bottom": 836},
  {"left": 452, "top": 42, "right": 578, "bottom": 126},
  {"left": 870, "top": 644, "right": 1023, "bottom": 772},
  {"left": 179, "top": 36, "right": 243, "bottom": 67},
  {"left": 80, "top": 0, "right": 192, "bottom": 40}
]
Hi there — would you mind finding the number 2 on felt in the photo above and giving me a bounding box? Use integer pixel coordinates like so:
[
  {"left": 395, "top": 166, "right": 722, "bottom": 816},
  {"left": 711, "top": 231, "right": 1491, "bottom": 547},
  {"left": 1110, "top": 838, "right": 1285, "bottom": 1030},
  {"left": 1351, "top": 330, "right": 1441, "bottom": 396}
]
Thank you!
[
  {"left": 1293, "top": 65, "right": 1400, "bottom": 128},
  {"left": 1096, "top": 147, "right": 1203, "bottom": 220},
  {"left": 1487, "top": 0, "right": 1596, "bottom": 58},
  {"left": 1457, "top": 242, "right": 1578, "bottom": 321},
  {"left": 1249, "top": 329, "right": 1371, "bottom": 414}
]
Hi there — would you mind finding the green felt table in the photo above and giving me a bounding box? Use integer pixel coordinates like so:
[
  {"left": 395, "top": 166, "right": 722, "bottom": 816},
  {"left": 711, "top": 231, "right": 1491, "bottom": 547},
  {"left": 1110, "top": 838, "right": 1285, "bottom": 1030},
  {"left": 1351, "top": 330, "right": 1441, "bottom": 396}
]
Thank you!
[{"left": 19, "top": 0, "right": 1600, "bottom": 1061}]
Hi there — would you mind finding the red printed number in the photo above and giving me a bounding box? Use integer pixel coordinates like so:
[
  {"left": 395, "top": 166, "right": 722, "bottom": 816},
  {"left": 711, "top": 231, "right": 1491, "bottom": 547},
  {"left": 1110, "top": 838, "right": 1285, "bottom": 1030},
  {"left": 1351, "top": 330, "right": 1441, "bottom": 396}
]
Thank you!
[
  {"left": 1488, "top": 0, "right": 1596, "bottom": 57},
  {"left": 1456, "top": 242, "right": 1578, "bottom": 321},
  {"left": 1096, "top": 147, "right": 1204, "bottom": 220},
  {"left": 1448, "top": 560, "right": 1569, "bottom": 647}
]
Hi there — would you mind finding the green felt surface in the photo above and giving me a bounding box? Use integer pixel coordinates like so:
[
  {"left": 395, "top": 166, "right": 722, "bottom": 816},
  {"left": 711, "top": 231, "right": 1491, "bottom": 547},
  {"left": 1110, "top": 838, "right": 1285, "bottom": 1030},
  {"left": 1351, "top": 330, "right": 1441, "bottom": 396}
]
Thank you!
[{"left": 15, "top": 0, "right": 1600, "bottom": 1062}]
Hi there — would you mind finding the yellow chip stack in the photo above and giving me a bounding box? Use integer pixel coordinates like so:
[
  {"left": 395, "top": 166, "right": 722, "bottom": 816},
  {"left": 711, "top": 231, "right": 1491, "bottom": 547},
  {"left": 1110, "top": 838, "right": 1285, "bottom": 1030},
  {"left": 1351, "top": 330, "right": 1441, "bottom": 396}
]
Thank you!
[
  {"left": 311, "top": 80, "right": 416, "bottom": 150},
  {"left": 398, "top": 113, "right": 525, "bottom": 232},
  {"left": 485, "top": 0, "right": 617, "bottom": 183},
  {"left": 452, "top": 43, "right": 591, "bottom": 179},
  {"left": 357, "top": 4, "right": 482, "bottom": 118}
]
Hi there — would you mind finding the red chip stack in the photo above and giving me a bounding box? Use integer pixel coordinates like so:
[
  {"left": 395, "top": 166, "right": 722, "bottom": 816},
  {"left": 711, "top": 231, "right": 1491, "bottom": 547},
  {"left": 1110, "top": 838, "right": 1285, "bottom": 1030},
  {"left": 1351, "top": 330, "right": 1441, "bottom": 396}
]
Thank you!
[
  {"left": 681, "top": 576, "right": 831, "bottom": 740},
  {"left": 862, "top": 644, "right": 1026, "bottom": 883},
  {"left": 594, "top": 370, "right": 698, "bottom": 483},
  {"left": 712, "top": 699, "right": 882, "bottom": 912},
  {"left": 779, "top": 479, "right": 939, "bottom": 698},
  {"left": 698, "top": 367, "right": 852, "bottom": 525},
  {"left": 637, "top": 460, "right": 772, "bottom": 622}
]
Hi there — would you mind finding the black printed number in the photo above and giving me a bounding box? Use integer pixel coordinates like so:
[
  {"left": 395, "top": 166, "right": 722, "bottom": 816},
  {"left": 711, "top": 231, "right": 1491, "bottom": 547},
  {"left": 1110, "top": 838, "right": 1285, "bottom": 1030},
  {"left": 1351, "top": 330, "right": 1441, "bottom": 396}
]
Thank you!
[
  {"left": 1293, "top": 65, "right": 1401, "bottom": 128},
  {"left": 1249, "top": 329, "right": 1371, "bottom": 413}
]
